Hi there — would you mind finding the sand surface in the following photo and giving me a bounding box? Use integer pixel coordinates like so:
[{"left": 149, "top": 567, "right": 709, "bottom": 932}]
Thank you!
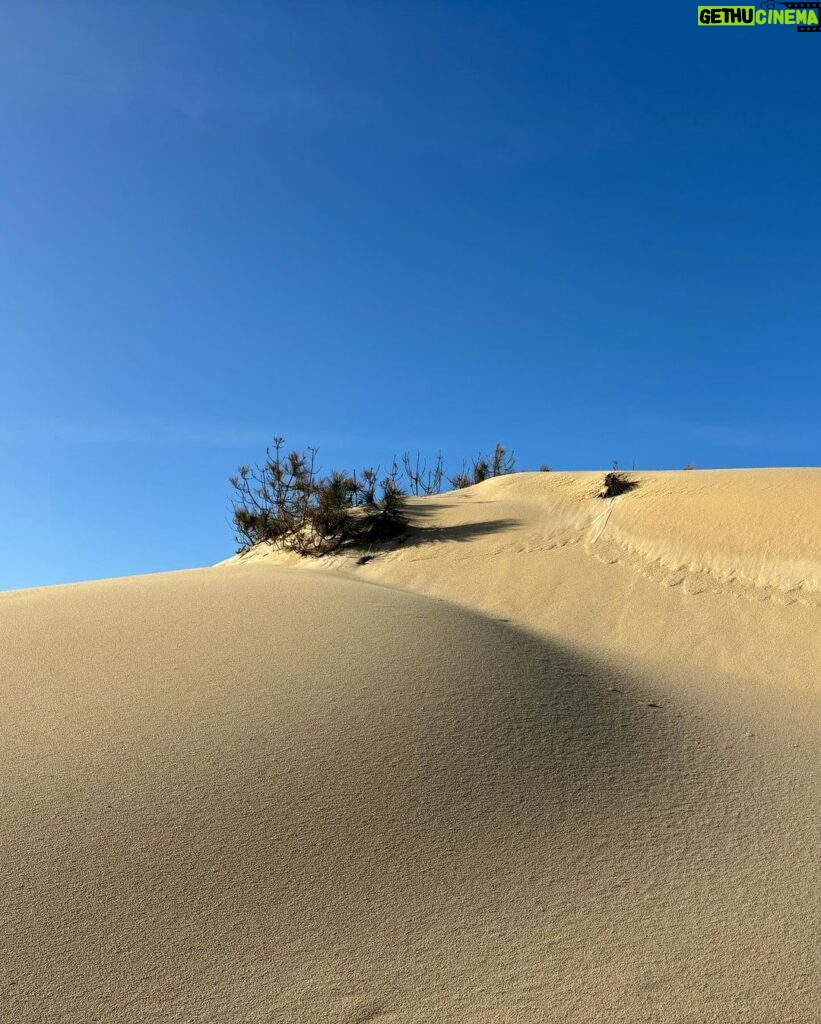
[{"left": 2, "top": 469, "right": 819, "bottom": 1022}]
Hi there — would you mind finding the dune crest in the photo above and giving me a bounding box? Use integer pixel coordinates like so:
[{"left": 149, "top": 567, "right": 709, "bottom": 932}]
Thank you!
[{"left": 241, "top": 468, "right": 821, "bottom": 599}]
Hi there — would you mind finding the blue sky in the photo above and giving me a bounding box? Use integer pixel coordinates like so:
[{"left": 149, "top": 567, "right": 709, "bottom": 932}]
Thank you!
[{"left": 1, "top": 1, "right": 818, "bottom": 590}]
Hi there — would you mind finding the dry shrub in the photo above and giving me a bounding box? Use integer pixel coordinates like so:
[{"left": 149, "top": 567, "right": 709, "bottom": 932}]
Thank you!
[{"left": 600, "top": 471, "right": 638, "bottom": 498}]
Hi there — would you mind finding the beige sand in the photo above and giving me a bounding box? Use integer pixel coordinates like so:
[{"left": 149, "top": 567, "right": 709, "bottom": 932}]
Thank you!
[{"left": 2, "top": 469, "right": 819, "bottom": 1022}]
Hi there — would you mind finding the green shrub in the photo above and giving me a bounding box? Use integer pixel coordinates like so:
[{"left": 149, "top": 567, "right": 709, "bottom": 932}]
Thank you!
[{"left": 230, "top": 438, "right": 407, "bottom": 555}]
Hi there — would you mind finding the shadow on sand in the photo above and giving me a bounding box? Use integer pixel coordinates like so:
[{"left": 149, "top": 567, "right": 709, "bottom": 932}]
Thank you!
[{"left": 395, "top": 503, "right": 520, "bottom": 548}]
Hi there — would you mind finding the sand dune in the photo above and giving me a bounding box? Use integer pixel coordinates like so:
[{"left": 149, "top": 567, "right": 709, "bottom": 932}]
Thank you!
[
  {"left": 241, "top": 469, "right": 821, "bottom": 709},
  {"left": 2, "top": 470, "right": 820, "bottom": 1021}
]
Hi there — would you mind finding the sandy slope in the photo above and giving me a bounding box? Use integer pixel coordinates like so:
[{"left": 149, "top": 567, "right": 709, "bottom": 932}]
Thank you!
[{"left": 2, "top": 470, "right": 820, "bottom": 1022}]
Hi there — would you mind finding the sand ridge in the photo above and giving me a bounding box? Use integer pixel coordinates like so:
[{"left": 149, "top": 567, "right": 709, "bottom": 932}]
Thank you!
[
  {"left": 237, "top": 470, "right": 821, "bottom": 708},
  {"left": 243, "top": 468, "right": 821, "bottom": 603}
]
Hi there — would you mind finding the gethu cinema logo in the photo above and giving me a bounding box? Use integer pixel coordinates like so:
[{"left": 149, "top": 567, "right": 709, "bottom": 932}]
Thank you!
[{"left": 698, "top": 3, "right": 820, "bottom": 27}]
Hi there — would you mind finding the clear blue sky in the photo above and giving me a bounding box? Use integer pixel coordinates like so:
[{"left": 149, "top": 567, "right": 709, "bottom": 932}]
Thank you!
[{"left": 1, "top": 1, "right": 818, "bottom": 590}]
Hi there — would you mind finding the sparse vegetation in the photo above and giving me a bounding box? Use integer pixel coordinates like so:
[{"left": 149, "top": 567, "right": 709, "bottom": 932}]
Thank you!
[
  {"left": 230, "top": 437, "right": 521, "bottom": 554},
  {"left": 229, "top": 438, "right": 648, "bottom": 552},
  {"left": 448, "top": 443, "right": 516, "bottom": 490},
  {"left": 402, "top": 451, "right": 445, "bottom": 497}
]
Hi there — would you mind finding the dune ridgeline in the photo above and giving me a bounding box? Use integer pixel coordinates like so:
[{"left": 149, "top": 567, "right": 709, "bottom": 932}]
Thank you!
[{"left": 2, "top": 468, "right": 819, "bottom": 1023}]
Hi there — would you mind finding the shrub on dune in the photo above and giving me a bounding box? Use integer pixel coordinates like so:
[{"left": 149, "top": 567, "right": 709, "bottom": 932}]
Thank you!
[
  {"left": 600, "top": 470, "right": 638, "bottom": 498},
  {"left": 229, "top": 438, "right": 407, "bottom": 555}
]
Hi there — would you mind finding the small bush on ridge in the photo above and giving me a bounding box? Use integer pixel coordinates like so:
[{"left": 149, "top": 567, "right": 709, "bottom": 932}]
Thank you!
[{"left": 230, "top": 438, "right": 406, "bottom": 555}]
